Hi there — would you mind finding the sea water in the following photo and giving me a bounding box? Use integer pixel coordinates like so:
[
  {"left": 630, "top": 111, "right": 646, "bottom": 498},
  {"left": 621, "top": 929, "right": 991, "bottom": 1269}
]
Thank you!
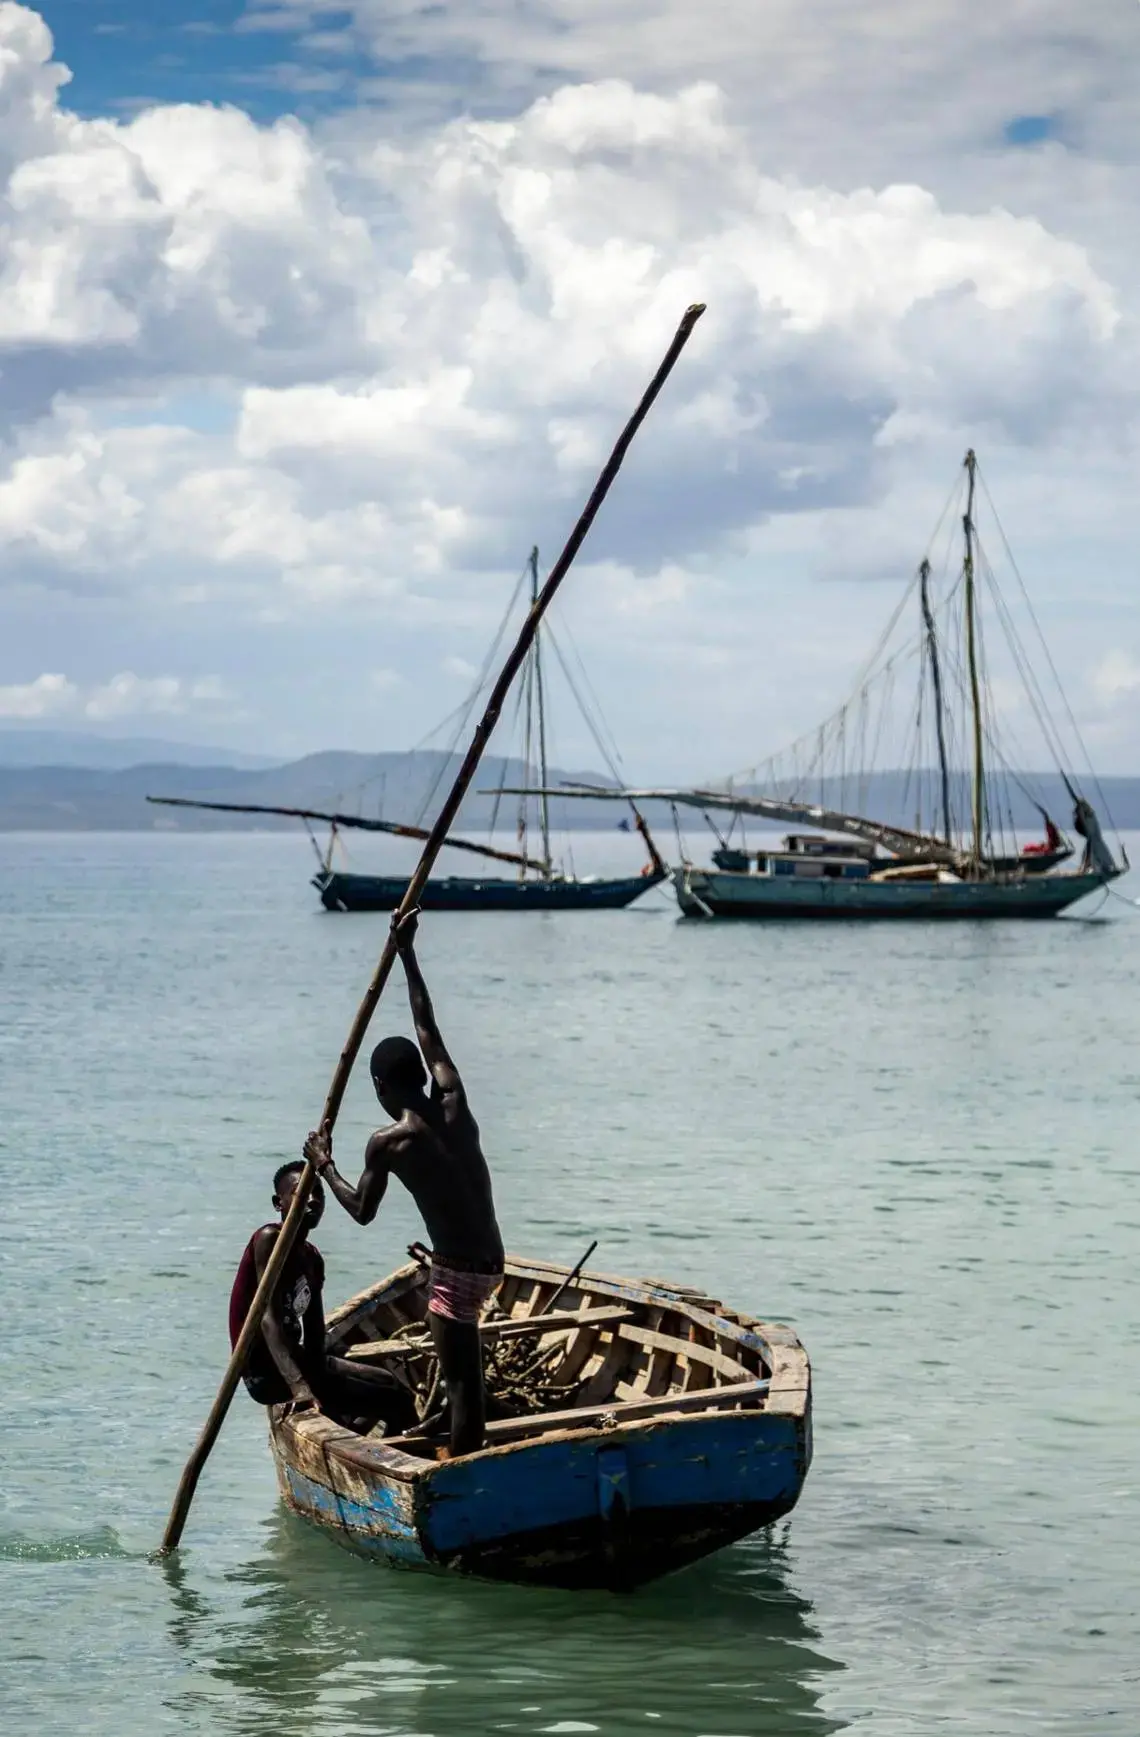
[{"left": 2, "top": 831, "right": 1138, "bottom": 1735}]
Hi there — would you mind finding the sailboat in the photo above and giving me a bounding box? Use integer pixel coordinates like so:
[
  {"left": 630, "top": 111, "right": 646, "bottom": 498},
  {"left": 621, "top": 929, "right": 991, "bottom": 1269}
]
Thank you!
[
  {"left": 147, "top": 551, "right": 667, "bottom": 912},
  {"left": 546, "top": 451, "right": 1127, "bottom": 919}
]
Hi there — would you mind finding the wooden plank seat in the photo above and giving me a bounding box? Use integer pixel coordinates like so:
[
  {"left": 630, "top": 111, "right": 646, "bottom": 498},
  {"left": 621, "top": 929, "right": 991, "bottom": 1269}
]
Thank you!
[
  {"left": 344, "top": 1304, "right": 636, "bottom": 1360},
  {"left": 614, "top": 1320, "right": 754, "bottom": 1385},
  {"left": 384, "top": 1377, "right": 772, "bottom": 1449}
]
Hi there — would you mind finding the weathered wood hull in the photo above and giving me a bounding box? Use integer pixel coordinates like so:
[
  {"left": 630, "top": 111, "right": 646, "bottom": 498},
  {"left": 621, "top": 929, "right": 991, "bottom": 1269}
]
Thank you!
[
  {"left": 312, "top": 870, "right": 663, "bottom": 912},
  {"left": 673, "top": 864, "right": 1115, "bottom": 919},
  {"left": 266, "top": 1257, "right": 812, "bottom": 1591},
  {"left": 271, "top": 1408, "right": 807, "bottom": 1589}
]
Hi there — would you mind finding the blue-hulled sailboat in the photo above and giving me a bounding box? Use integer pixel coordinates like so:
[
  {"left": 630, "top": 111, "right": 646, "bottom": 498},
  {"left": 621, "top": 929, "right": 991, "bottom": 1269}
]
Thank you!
[{"left": 148, "top": 550, "right": 667, "bottom": 912}]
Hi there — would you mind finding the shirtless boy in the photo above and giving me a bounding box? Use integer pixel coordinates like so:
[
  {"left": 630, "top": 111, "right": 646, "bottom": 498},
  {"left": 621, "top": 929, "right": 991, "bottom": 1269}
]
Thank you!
[{"left": 305, "top": 910, "right": 504, "bottom": 1458}]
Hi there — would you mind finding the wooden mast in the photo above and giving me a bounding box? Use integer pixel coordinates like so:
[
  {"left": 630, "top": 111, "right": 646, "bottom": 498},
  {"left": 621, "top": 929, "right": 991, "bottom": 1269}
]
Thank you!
[
  {"left": 962, "top": 449, "right": 985, "bottom": 867},
  {"left": 918, "top": 558, "right": 953, "bottom": 847},
  {"left": 517, "top": 620, "right": 534, "bottom": 879},
  {"left": 529, "top": 547, "right": 554, "bottom": 877}
]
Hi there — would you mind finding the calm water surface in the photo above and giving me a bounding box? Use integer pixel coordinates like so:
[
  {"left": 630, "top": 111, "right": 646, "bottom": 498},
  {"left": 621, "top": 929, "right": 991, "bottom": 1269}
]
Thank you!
[{"left": 3, "top": 831, "right": 1139, "bottom": 1735}]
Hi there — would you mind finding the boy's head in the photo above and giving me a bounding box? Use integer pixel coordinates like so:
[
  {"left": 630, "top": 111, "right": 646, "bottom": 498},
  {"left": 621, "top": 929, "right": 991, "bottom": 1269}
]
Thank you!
[
  {"left": 272, "top": 1160, "right": 325, "bottom": 1231},
  {"left": 370, "top": 1035, "right": 427, "bottom": 1117}
]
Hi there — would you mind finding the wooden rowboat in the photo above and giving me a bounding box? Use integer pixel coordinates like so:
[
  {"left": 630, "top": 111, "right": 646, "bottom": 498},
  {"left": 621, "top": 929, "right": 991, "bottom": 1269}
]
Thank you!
[{"left": 268, "top": 1253, "right": 812, "bottom": 1590}]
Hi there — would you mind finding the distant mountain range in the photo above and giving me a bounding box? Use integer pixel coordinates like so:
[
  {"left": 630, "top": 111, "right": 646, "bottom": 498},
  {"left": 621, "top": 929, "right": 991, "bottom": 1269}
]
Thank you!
[
  {"left": 2, "top": 745, "right": 1140, "bottom": 833},
  {"left": 0, "top": 728, "right": 278, "bottom": 771},
  {"left": 0, "top": 749, "right": 615, "bottom": 832}
]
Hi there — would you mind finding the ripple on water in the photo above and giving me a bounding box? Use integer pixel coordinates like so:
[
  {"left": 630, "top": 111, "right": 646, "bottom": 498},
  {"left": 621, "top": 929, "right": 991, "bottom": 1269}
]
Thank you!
[{"left": 0, "top": 1526, "right": 136, "bottom": 1564}]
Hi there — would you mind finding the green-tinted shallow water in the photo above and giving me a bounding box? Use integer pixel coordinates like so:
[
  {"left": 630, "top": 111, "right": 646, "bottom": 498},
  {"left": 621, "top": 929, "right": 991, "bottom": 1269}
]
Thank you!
[{"left": 3, "top": 832, "right": 1139, "bottom": 1735}]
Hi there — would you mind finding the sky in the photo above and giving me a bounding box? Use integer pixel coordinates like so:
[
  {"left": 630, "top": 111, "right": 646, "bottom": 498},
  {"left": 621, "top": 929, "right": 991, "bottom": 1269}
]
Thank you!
[{"left": 2, "top": 1, "right": 1140, "bottom": 778}]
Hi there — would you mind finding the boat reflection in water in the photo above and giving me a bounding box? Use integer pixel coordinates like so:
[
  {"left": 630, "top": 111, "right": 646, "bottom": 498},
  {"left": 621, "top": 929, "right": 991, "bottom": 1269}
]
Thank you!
[{"left": 160, "top": 1511, "right": 845, "bottom": 1736}]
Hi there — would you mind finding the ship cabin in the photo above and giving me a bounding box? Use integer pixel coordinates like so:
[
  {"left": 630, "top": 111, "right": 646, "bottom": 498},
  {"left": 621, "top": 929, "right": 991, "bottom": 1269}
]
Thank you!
[{"left": 711, "top": 833, "right": 877, "bottom": 880}]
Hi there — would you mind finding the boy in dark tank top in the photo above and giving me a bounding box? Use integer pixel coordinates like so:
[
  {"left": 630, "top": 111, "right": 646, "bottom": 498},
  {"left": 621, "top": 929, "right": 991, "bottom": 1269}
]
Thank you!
[{"left": 229, "top": 1161, "right": 413, "bottom": 1435}]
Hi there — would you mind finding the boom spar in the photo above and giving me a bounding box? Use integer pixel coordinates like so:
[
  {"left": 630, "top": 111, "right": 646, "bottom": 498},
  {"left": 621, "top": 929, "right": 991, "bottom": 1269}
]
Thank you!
[{"left": 144, "top": 795, "right": 552, "bottom": 874}]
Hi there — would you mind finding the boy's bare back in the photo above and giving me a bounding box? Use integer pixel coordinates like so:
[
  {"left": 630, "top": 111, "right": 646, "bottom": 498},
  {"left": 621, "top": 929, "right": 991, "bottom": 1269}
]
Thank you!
[{"left": 366, "top": 1082, "right": 503, "bottom": 1268}]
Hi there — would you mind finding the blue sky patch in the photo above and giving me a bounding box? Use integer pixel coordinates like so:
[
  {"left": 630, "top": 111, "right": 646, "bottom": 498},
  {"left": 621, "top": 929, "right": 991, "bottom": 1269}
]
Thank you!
[
  {"left": 42, "top": 1, "right": 367, "bottom": 122},
  {"left": 1004, "top": 114, "right": 1057, "bottom": 147},
  {"left": 96, "top": 391, "right": 240, "bottom": 439}
]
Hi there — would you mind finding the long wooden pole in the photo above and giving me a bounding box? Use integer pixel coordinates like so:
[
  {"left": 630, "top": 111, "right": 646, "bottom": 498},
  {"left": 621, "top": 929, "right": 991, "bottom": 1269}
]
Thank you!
[{"left": 157, "top": 301, "right": 706, "bottom": 1554}]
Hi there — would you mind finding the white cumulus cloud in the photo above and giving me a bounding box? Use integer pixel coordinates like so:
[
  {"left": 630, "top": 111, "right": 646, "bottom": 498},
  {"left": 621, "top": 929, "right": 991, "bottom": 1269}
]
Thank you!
[
  {"left": 0, "top": 16, "right": 1122, "bottom": 612},
  {"left": 0, "top": 668, "right": 229, "bottom": 720},
  {"left": 1093, "top": 649, "right": 1140, "bottom": 701},
  {"left": 0, "top": 4, "right": 1139, "bottom": 769},
  {"left": 0, "top": 671, "right": 77, "bottom": 716}
]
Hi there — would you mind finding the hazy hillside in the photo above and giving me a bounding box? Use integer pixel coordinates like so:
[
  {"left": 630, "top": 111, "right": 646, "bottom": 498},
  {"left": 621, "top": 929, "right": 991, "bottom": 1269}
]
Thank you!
[
  {"left": 2, "top": 751, "right": 1139, "bottom": 832},
  {"left": 0, "top": 728, "right": 278, "bottom": 771},
  {"left": 0, "top": 750, "right": 616, "bottom": 832}
]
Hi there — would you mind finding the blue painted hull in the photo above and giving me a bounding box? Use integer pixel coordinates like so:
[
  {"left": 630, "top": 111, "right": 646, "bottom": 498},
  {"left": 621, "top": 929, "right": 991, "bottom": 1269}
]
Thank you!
[
  {"left": 674, "top": 864, "right": 1115, "bottom": 919},
  {"left": 272, "top": 1408, "right": 807, "bottom": 1589},
  {"left": 313, "top": 869, "right": 663, "bottom": 912}
]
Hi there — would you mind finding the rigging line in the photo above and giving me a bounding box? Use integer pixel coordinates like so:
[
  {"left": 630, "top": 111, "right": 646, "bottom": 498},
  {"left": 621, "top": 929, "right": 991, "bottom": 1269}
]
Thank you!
[
  {"left": 922, "top": 464, "right": 970, "bottom": 572},
  {"left": 300, "top": 817, "right": 326, "bottom": 869},
  {"left": 924, "top": 507, "right": 971, "bottom": 840},
  {"left": 974, "top": 534, "right": 1068, "bottom": 756},
  {"left": 715, "top": 472, "right": 966, "bottom": 802},
  {"left": 670, "top": 801, "right": 686, "bottom": 863},
  {"left": 543, "top": 624, "right": 614, "bottom": 772},
  {"left": 976, "top": 463, "right": 1119, "bottom": 832},
  {"left": 977, "top": 696, "right": 1050, "bottom": 816},
  {"left": 413, "top": 558, "right": 533, "bottom": 824},
  {"left": 974, "top": 572, "right": 1084, "bottom": 838},
  {"left": 973, "top": 578, "right": 1006, "bottom": 853},
  {"left": 547, "top": 606, "right": 627, "bottom": 775},
  {"left": 904, "top": 641, "right": 929, "bottom": 831},
  {"left": 984, "top": 631, "right": 1068, "bottom": 802},
  {"left": 721, "top": 563, "right": 926, "bottom": 788},
  {"left": 725, "top": 628, "right": 928, "bottom": 794},
  {"left": 411, "top": 695, "right": 483, "bottom": 761},
  {"left": 856, "top": 685, "right": 868, "bottom": 809},
  {"left": 898, "top": 709, "right": 917, "bottom": 830},
  {"left": 487, "top": 671, "right": 532, "bottom": 840},
  {"left": 977, "top": 550, "right": 1079, "bottom": 780},
  {"left": 544, "top": 625, "right": 625, "bottom": 786},
  {"left": 920, "top": 561, "right": 953, "bottom": 844},
  {"left": 938, "top": 605, "right": 984, "bottom": 831},
  {"left": 935, "top": 603, "right": 1047, "bottom": 823},
  {"left": 981, "top": 662, "right": 1013, "bottom": 852},
  {"left": 917, "top": 639, "right": 928, "bottom": 832},
  {"left": 428, "top": 556, "right": 534, "bottom": 755},
  {"left": 865, "top": 663, "right": 896, "bottom": 802}
]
